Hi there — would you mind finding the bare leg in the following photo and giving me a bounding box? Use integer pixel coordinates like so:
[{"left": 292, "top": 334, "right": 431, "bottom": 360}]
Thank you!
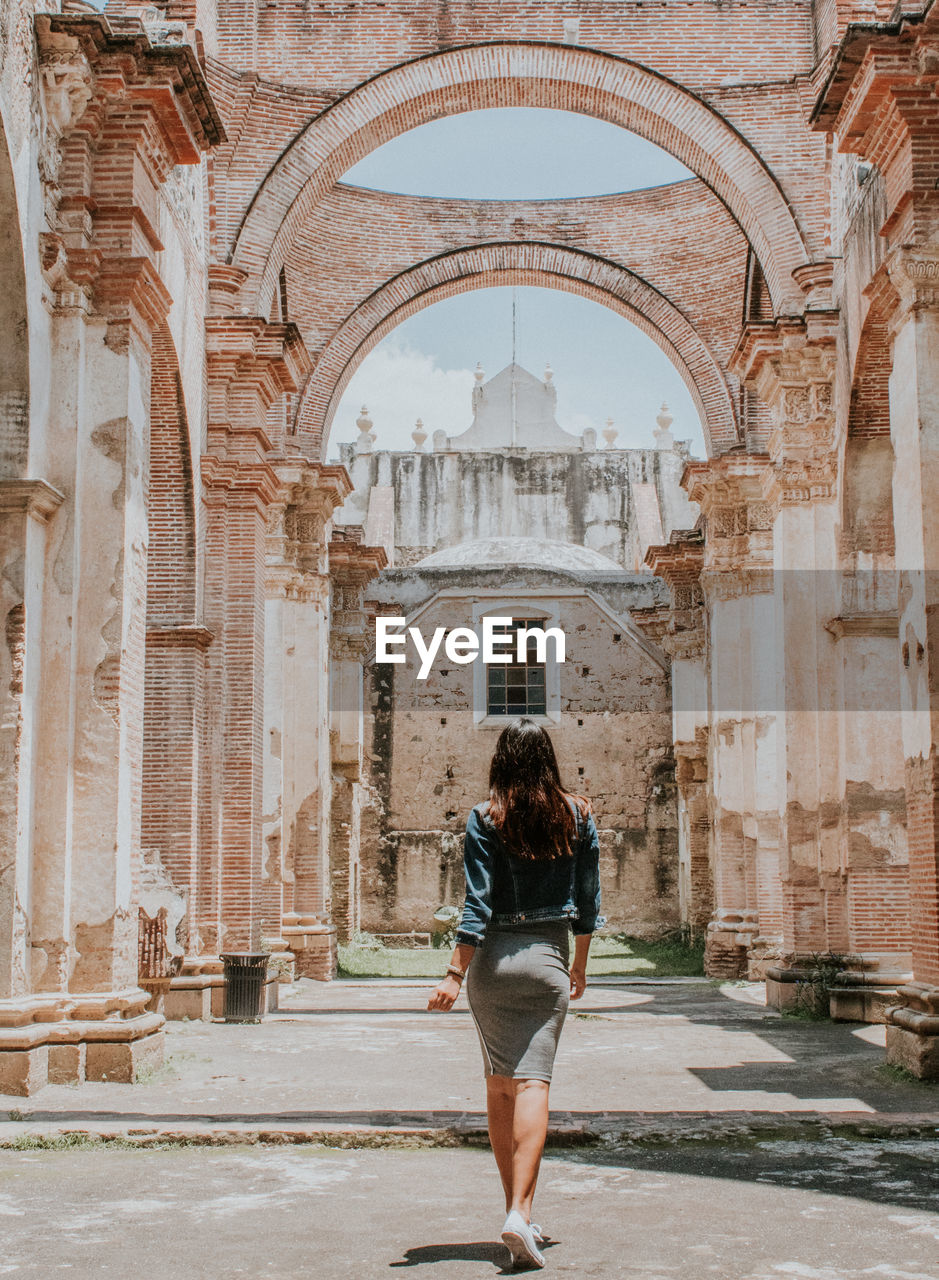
[
  {"left": 486, "top": 1074, "right": 516, "bottom": 1211},
  {"left": 510, "top": 1078, "right": 550, "bottom": 1221}
]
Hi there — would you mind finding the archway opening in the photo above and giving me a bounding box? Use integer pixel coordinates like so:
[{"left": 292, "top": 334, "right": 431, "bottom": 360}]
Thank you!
[
  {"left": 327, "top": 286, "right": 705, "bottom": 459},
  {"left": 342, "top": 107, "right": 692, "bottom": 199}
]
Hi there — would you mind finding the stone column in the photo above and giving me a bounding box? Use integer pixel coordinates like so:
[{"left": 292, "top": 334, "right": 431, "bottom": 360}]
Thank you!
[
  {"left": 328, "top": 531, "right": 387, "bottom": 949},
  {"left": 200, "top": 318, "right": 312, "bottom": 959},
  {"left": 0, "top": 13, "right": 222, "bottom": 1094},
  {"left": 684, "top": 455, "right": 780, "bottom": 978},
  {"left": 262, "top": 461, "right": 351, "bottom": 981},
  {"left": 645, "top": 531, "right": 712, "bottom": 938},
  {"left": 730, "top": 315, "right": 847, "bottom": 1002},
  {"left": 0, "top": 484, "right": 63, "bottom": 1003},
  {"left": 883, "top": 247, "right": 939, "bottom": 1072},
  {"left": 812, "top": 12, "right": 939, "bottom": 1071}
]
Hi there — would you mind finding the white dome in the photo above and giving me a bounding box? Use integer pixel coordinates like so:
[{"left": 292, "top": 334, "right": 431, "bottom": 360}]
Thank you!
[{"left": 416, "top": 537, "right": 624, "bottom": 574}]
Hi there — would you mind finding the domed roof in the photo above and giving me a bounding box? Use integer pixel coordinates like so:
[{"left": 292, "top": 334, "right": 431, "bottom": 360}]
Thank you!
[{"left": 416, "top": 537, "right": 625, "bottom": 574}]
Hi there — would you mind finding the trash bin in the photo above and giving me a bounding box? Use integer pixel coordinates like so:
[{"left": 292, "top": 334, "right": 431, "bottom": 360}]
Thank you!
[{"left": 220, "top": 952, "right": 269, "bottom": 1022}]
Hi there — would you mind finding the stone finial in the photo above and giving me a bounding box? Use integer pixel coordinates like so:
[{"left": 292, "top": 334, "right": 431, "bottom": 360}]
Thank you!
[
  {"left": 355, "top": 405, "right": 375, "bottom": 453},
  {"left": 433, "top": 429, "right": 448, "bottom": 451},
  {"left": 582, "top": 427, "right": 597, "bottom": 451},
  {"left": 654, "top": 402, "right": 675, "bottom": 450},
  {"left": 472, "top": 361, "right": 485, "bottom": 411},
  {"left": 412, "top": 418, "right": 428, "bottom": 452},
  {"left": 544, "top": 362, "right": 553, "bottom": 384},
  {"left": 602, "top": 416, "right": 619, "bottom": 448}
]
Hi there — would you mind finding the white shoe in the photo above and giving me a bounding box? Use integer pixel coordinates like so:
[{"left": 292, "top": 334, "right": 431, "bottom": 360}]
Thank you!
[
  {"left": 501, "top": 1209, "right": 545, "bottom": 1270},
  {"left": 530, "top": 1223, "right": 544, "bottom": 1244}
]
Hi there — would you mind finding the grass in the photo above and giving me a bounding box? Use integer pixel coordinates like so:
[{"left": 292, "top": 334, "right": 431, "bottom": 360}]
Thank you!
[
  {"left": 876, "top": 1062, "right": 938, "bottom": 1087},
  {"left": 337, "top": 930, "right": 706, "bottom": 979}
]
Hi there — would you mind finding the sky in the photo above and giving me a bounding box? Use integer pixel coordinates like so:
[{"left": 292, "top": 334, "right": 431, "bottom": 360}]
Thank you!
[{"left": 330, "top": 110, "right": 705, "bottom": 457}]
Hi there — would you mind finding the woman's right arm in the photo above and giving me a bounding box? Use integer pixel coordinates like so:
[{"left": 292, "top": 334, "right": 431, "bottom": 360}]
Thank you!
[
  {"left": 427, "top": 808, "right": 495, "bottom": 1012},
  {"left": 453, "top": 807, "right": 496, "bottom": 948}
]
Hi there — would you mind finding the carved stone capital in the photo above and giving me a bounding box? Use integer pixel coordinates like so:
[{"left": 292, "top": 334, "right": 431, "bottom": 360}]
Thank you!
[
  {"left": 729, "top": 320, "right": 838, "bottom": 509},
  {"left": 682, "top": 454, "right": 775, "bottom": 570},
  {"left": 701, "top": 567, "right": 775, "bottom": 602},
  {"left": 762, "top": 454, "right": 839, "bottom": 508},
  {"left": 660, "top": 628, "right": 707, "bottom": 662},
  {"left": 885, "top": 245, "right": 939, "bottom": 318}
]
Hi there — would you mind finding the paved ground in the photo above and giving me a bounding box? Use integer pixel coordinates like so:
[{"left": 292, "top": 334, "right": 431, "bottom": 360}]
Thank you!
[
  {"left": 2, "top": 1142, "right": 939, "bottom": 1278},
  {"left": 3, "top": 980, "right": 938, "bottom": 1145},
  {"left": 3, "top": 979, "right": 939, "bottom": 1278}
]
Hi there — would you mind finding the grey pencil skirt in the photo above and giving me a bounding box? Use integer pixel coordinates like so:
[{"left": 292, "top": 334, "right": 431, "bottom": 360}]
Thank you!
[{"left": 465, "top": 922, "right": 571, "bottom": 1082}]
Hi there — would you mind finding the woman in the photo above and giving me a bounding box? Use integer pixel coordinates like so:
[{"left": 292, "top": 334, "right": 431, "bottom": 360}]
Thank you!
[{"left": 427, "top": 718, "right": 602, "bottom": 1271}]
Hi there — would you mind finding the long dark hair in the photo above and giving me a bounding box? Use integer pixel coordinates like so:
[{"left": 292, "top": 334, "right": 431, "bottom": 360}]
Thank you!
[{"left": 486, "top": 718, "right": 589, "bottom": 860}]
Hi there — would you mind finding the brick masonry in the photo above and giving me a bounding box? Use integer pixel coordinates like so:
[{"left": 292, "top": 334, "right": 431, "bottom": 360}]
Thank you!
[{"left": 1, "top": 0, "right": 939, "bottom": 1088}]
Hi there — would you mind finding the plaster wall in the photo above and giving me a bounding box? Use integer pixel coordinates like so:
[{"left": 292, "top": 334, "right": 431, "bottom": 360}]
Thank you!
[{"left": 340, "top": 444, "right": 697, "bottom": 571}]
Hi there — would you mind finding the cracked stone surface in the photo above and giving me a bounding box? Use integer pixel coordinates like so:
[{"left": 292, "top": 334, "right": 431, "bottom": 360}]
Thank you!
[{"left": 1, "top": 1142, "right": 939, "bottom": 1278}]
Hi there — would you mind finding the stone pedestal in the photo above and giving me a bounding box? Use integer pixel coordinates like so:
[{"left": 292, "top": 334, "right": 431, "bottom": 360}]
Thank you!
[
  {"left": 0, "top": 989, "right": 164, "bottom": 1096},
  {"left": 886, "top": 984, "right": 939, "bottom": 1079},
  {"left": 704, "top": 910, "right": 760, "bottom": 979},
  {"left": 282, "top": 914, "right": 337, "bottom": 981}
]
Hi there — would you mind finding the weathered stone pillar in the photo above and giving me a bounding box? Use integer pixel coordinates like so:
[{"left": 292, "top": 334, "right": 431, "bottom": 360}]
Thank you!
[
  {"left": 883, "top": 246, "right": 939, "bottom": 1071},
  {"left": 813, "top": 11, "right": 939, "bottom": 1070},
  {"left": 730, "top": 315, "right": 846, "bottom": 1001},
  {"left": 328, "top": 530, "right": 387, "bottom": 948},
  {"left": 645, "top": 531, "right": 712, "bottom": 938},
  {"left": 262, "top": 460, "right": 351, "bottom": 980},
  {"left": 684, "top": 455, "right": 780, "bottom": 977},
  {"left": 201, "top": 318, "right": 311, "bottom": 957},
  {"left": 0, "top": 484, "right": 63, "bottom": 1003},
  {"left": 0, "top": 13, "right": 221, "bottom": 1093}
]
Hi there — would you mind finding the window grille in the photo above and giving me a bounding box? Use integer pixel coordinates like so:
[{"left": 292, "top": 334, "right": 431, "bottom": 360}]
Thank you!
[{"left": 486, "top": 619, "right": 548, "bottom": 717}]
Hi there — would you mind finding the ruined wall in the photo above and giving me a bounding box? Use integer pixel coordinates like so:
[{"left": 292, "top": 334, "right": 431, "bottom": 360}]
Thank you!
[
  {"left": 360, "top": 588, "right": 679, "bottom": 940},
  {"left": 339, "top": 443, "right": 698, "bottom": 571}
]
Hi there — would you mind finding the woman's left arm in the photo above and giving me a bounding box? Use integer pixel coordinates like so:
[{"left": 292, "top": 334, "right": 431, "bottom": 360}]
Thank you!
[
  {"left": 570, "top": 812, "right": 602, "bottom": 1000},
  {"left": 427, "top": 941, "right": 476, "bottom": 1012},
  {"left": 570, "top": 933, "right": 591, "bottom": 1000}
]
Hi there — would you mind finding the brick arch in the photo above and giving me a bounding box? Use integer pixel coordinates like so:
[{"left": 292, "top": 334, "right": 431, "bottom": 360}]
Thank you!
[
  {"left": 232, "top": 43, "right": 809, "bottom": 318},
  {"left": 296, "top": 242, "right": 738, "bottom": 457}
]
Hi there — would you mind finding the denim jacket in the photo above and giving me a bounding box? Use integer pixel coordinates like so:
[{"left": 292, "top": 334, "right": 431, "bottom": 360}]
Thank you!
[{"left": 455, "top": 800, "right": 603, "bottom": 947}]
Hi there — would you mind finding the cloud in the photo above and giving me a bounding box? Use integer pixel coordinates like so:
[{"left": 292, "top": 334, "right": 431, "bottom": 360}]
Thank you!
[
  {"left": 327, "top": 330, "right": 705, "bottom": 458},
  {"left": 329, "top": 339, "right": 477, "bottom": 456}
]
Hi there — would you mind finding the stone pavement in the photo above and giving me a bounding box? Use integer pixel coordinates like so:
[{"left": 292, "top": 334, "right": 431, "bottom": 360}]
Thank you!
[
  {"left": 2, "top": 979, "right": 938, "bottom": 1145},
  {"left": 3, "top": 979, "right": 939, "bottom": 1279},
  {"left": 2, "top": 1142, "right": 939, "bottom": 1278}
]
